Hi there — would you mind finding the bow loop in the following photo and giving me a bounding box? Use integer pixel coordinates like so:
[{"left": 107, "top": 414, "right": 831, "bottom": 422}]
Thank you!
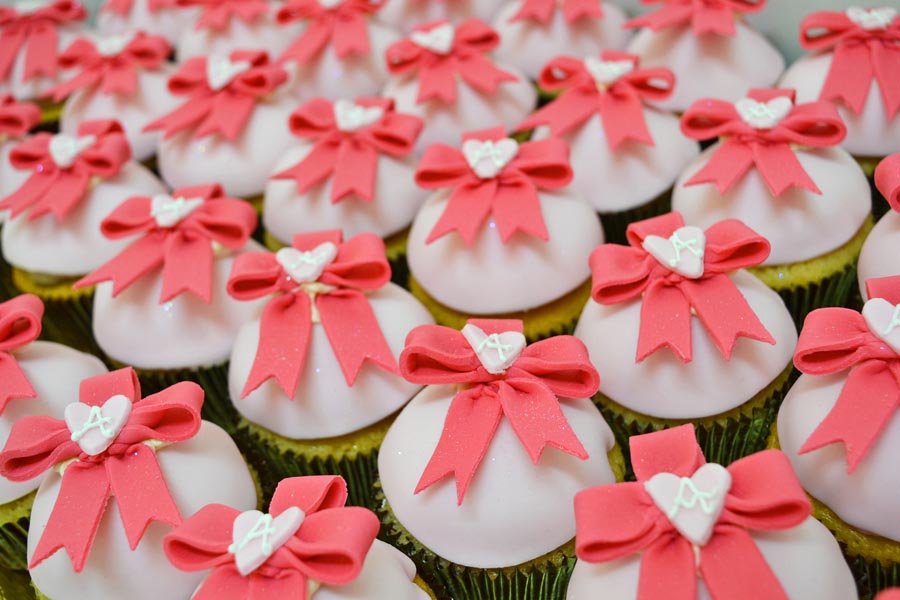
[
  {"left": 509, "top": 0, "right": 603, "bottom": 24},
  {"left": 269, "top": 475, "right": 349, "bottom": 516},
  {"left": 318, "top": 233, "right": 390, "bottom": 290},
  {"left": 512, "top": 335, "right": 600, "bottom": 399},
  {"left": 0, "top": 293, "right": 43, "bottom": 352},
  {"left": 876, "top": 153, "right": 900, "bottom": 212},
  {"left": 227, "top": 252, "right": 286, "bottom": 300},
  {"left": 288, "top": 507, "right": 379, "bottom": 585},
  {"left": 0, "top": 94, "right": 39, "bottom": 137},
  {"left": 794, "top": 308, "right": 892, "bottom": 375},
  {"left": 722, "top": 449, "right": 810, "bottom": 530},
  {"left": 399, "top": 324, "right": 491, "bottom": 384},
  {"left": 624, "top": 0, "right": 765, "bottom": 36},
  {"left": 574, "top": 484, "right": 663, "bottom": 562}
]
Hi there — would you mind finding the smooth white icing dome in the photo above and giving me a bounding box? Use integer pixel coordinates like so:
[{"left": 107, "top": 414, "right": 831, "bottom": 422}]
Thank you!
[
  {"left": 671, "top": 145, "right": 870, "bottom": 266},
  {"left": 315, "top": 541, "right": 430, "bottom": 600},
  {"left": 407, "top": 188, "right": 603, "bottom": 314},
  {"left": 379, "top": 385, "right": 618, "bottom": 568},
  {"left": 376, "top": 0, "right": 506, "bottom": 33},
  {"left": 229, "top": 283, "right": 434, "bottom": 439},
  {"left": 575, "top": 270, "right": 797, "bottom": 419},
  {"left": 625, "top": 23, "right": 785, "bottom": 113},
  {"left": 29, "top": 421, "right": 257, "bottom": 600},
  {"left": 857, "top": 211, "right": 900, "bottom": 301},
  {"left": 176, "top": 12, "right": 304, "bottom": 61}
]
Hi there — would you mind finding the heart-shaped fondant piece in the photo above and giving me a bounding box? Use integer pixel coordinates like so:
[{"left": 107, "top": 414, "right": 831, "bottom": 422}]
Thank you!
[
  {"left": 333, "top": 100, "right": 385, "bottom": 132},
  {"left": 461, "top": 138, "right": 519, "bottom": 180},
  {"left": 462, "top": 324, "right": 527, "bottom": 375},
  {"left": 64, "top": 394, "right": 133, "bottom": 456},
  {"left": 150, "top": 194, "right": 205, "bottom": 228},
  {"left": 96, "top": 32, "right": 134, "bottom": 57},
  {"left": 410, "top": 23, "right": 455, "bottom": 55},
  {"left": 846, "top": 6, "right": 897, "bottom": 30},
  {"left": 735, "top": 97, "right": 793, "bottom": 130},
  {"left": 206, "top": 57, "right": 252, "bottom": 91},
  {"left": 644, "top": 463, "right": 732, "bottom": 547},
  {"left": 862, "top": 298, "right": 900, "bottom": 355},
  {"left": 49, "top": 134, "right": 96, "bottom": 169},
  {"left": 642, "top": 226, "right": 706, "bottom": 279},
  {"left": 276, "top": 243, "right": 339, "bottom": 284},
  {"left": 583, "top": 57, "right": 634, "bottom": 87},
  {"left": 229, "top": 507, "right": 305, "bottom": 576}
]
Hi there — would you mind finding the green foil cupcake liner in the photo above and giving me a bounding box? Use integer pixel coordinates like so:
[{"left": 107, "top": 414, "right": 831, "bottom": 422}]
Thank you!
[
  {"left": 0, "top": 492, "right": 35, "bottom": 571},
  {"left": 0, "top": 568, "right": 33, "bottom": 600},
  {"left": 598, "top": 188, "right": 672, "bottom": 246}
]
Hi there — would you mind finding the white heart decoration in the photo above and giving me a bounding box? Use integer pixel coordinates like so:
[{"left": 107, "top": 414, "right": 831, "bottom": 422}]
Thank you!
[
  {"left": 48, "top": 134, "right": 96, "bottom": 169},
  {"left": 462, "top": 324, "right": 527, "bottom": 375},
  {"left": 333, "top": 100, "right": 385, "bottom": 132},
  {"left": 229, "top": 507, "right": 305, "bottom": 577},
  {"left": 276, "top": 243, "right": 339, "bottom": 284},
  {"left": 64, "top": 395, "right": 133, "bottom": 456},
  {"left": 642, "top": 226, "right": 706, "bottom": 279},
  {"left": 410, "top": 23, "right": 455, "bottom": 55},
  {"left": 644, "top": 464, "right": 732, "bottom": 547},
  {"left": 734, "top": 97, "right": 793, "bottom": 130},
  {"left": 95, "top": 33, "right": 134, "bottom": 57},
  {"left": 461, "top": 138, "right": 519, "bottom": 180},
  {"left": 206, "top": 57, "right": 252, "bottom": 91},
  {"left": 846, "top": 6, "right": 897, "bottom": 30},
  {"left": 862, "top": 298, "right": 900, "bottom": 355},
  {"left": 583, "top": 57, "right": 634, "bottom": 87},
  {"left": 150, "top": 194, "right": 205, "bottom": 228}
]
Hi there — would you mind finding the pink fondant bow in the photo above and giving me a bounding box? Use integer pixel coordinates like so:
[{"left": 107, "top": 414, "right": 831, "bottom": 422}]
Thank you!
[
  {"left": 416, "top": 127, "right": 572, "bottom": 245},
  {"left": 509, "top": 0, "right": 602, "bottom": 24},
  {"left": 0, "top": 368, "right": 202, "bottom": 572},
  {"left": 47, "top": 32, "right": 171, "bottom": 101},
  {"left": 385, "top": 19, "right": 518, "bottom": 105},
  {"left": 277, "top": 0, "right": 385, "bottom": 65},
  {"left": 876, "top": 153, "right": 900, "bottom": 212},
  {"left": 228, "top": 230, "right": 398, "bottom": 398},
  {"left": 74, "top": 184, "right": 256, "bottom": 303},
  {"left": 0, "top": 294, "right": 43, "bottom": 415},
  {"left": 518, "top": 51, "right": 674, "bottom": 150},
  {"left": 271, "top": 97, "right": 422, "bottom": 203},
  {"left": 800, "top": 9, "right": 900, "bottom": 119},
  {"left": 164, "top": 476, "right": 379, "bottom": 600},
  {"left": 0, "top": 94, "right": 40, "bottom": 137},
  {"left": 793, "top": 277, "right": 900, "bottom": 473},
  {"left": 103, "top": 0, "right": 175, "bottom": 16},
  {"left": 624, "top": 0, "right": 764, "bottom": 36},
  {"left": 177, "top": 0, "right": 268, "bottom": 30},
  {"left": 590, "top": 212, "right": 774, "bottom": 363},
  {"left": 681, "top": 89, "right": 847, "bottom": 196},
  {"left": 144, "top": 50, "right": 287, "bottom": 141},
  {"left": 0, "top": 0, "right": 86, "bottom": 83},
  {"left": 0, "top": 119, "right": 130, "bottom": 221},
  {"left": 401, "top": 319, "right": 599, "bottom": 504},
  {"left": 575, "top": 424, "right": 810, "bottom": 600}
]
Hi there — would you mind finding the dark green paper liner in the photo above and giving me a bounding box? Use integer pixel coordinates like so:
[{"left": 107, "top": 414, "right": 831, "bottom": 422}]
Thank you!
[
  {"left": 0, "top": 492, "right": 34, "bottom": 571},
  {"left": 598, "top": 188, "right": 672, "bottom": 246},
  {"left": 0, "top": 568, "right": 33, "bottom": 600}
]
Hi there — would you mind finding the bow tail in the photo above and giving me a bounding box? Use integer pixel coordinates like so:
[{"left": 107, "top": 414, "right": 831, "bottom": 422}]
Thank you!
[
  {"left": 600, "top": 91, "right": 653, "bottom": 150},
  {"left": 332, "top": 13, "right": 371, "bottom": 58},
  {"left": 491, "top": 181, "right": 549, "bottom": 243},
  {"left": 31, "top": 463, "right": 111, "bottom": 572},
  {"left": 691, "top": 4, "right": 737, "bottom": 36},
  {"left": 50, "top": 70, "right": 101, "bottom": 102},
  {"left": 0, "top": 29, "right": 24, "bottom": 83},
  {"left": 243, "top": 293, "right": 312, "bottom": 399},
  {"left": 103, "top": 0, "right": 133, "bottom": 15},
  {"left": 415, "top": 386, "right": 503, "bottom": 504},
  {"left": 700, "top": 527, "right": 789, "bottom": 600},
  {"left": 626, "top": 5, "right": 692, "bottom": 32},
  {"left": 101, "top": 63, "right": 139, "bottom": 97},
  {"left": 246, "top": 569, "right": 305, "bottom": 600},
  {"left": 416, "top": 59, "right": 459, "bottom": 104},
  {"left": 271, "top": 141, "right": 338, "bottom": 196},
  {"left": 331, "top": 142, "right": 377, "bottom": 202},
  {"left": 499, "top": 379, "right": 587, "bottom": 463},
  {"left": 564, "top": 0, "right": 603, "bottom": 21},
  {"left": 685, "top": 138, "right": 755, "bottom": 194},
  {"left": 28, "top": 171, "right": 91, "bottom": 221},
  {"left": 160, "top": 233, "right": 214, "bottom": 303},
  {"left": 799, "top": 362, "right": 900, "bottom": 472},
  {"left": 0, "top": 353, "right": 36, "bottom": 414},
  {"left": 0, "top": 171, "right": 56, "bottom": 220},
  {"left": 426, "top": 181, "right": 497, "bottom": 246},
  {"left": 280, "top": 21, "right": 332, "bottom": 65},
  {"left": 637, "top": 283, "right": 693, "bottom": 363},
  {"left": 752, "top": 141, "right": 820, "bottom": 196},
  {"left": 509, "top": 0, "right": 554, "bottom": 23},
  {"left": 144, "top": 96, "right": 214, "bottom": 140},
  {"left": 638, "top": 536, "right": 697, "bottom": 600},
  {"left": 520, "top": 88, "right": 599, "bottom": 137},
  {"left": 457, "top": 55, "right": 517, "bottom": 98},
  {"left": 821, "top": 43, "right": 873, "bottom": 116},
  {"left": 23, "top": 24, "right": 58, "bottom": 80},
  {"left": 317, "top": 290, "right": 398, "bottom": 386},
  {"left": 196, "top": 94, "right": 255, "bottom": 142},
  {"left": 871, "top": 42, "right": 900, "bottom": 120},
  {"left": 74, "top": 235, "right": 165, "bottom": 296}
]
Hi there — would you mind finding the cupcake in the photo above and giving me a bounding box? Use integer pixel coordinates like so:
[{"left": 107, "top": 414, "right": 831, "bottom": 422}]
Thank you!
[
  {"left": 175, "top": 0, "right": 304, "bottom": 61},
  {"left": 263, "top": 96, "right": 425, "bottom": 281},
  {"left": 575, "top": 212, "right": 797, "bottom": 466},
  {"left": 624, "top": 0, "right": 784, "bottom": 113},
  {"left": 780, "top": 7, "right": 899, "bottom": 173},
  {"left": 0, "top": 295, "right": 106, "bottom": 574},
  {"left": 0, "top": 0, "right": 86, "bottom": 121},
  {"left": 0, "top": 95, "right": 40, "bottom": 200},
  {"left": 406, "top": 127, "right": 602, "bottom": 340},
  {"left": 672, "top": 88, "right": 872, "bottom": 324},
  {"left": 226, "top": 230, "right": 433, "bottom": 508},
  {"left": 492, "top": 0, "right": 632, "bottom": 84},
  {"left": 377, "top": 319, "right": 623, "bottom": 599},
  {"left": 567, "top": 424, "right": 857, "bottom": 600},
  {"left": 519, "top": 51, "right": 699, "bottom": 243},
  {"left": 776, "top": 275, "right": 900, "bottom": 598},
  {"left": 0, "top": 119, "right": 166, "bottom": 354},
  {"left": 382, "top": 19, "right": 536, "bottom": 153},
  {"left": 73, "top": 184, "right": 265, "bottom": 432},
  {"left": 276, "top": 0, "right": 399, "bottom": 102},
  {"left": 97, "top": 0, "right": 195, "bottom": 45},
  {"left": 0, "top": 367, "right": 257, "bottom": 600},
  {"left": 858, "top": 154, "right": 900, "bottom": 298},
  {"left": 165, "top": 475, "right": 433, "bottom": 599},
  {"left": 377, "top": 0, "right": 505, "bottom": 33},
  {"left": 47, "top": 32, "right": 180, "bottom": 164},
  {"left": 144, "top": 49, "right": 295, "bottom": 203}
]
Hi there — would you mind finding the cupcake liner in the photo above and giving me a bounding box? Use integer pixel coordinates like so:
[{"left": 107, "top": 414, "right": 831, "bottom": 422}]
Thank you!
[
  {"left": 749, "top": 216, "right": 873, "bottom": 327},
  {"left": 0, "top": 568, "right": 33, "bottom": 600},
  {"left": 10, "top": 269, "right": 102, "bottom": 358},
  {"left": 598, "top": 363, "right": 794, "bottom": 478},
  {"left": 0, "top": 492, "right": 35, "bottom": 571},
  {"left": 373, "top": 446, "right": 624, "bottom": 600},
  {"left": 598, "top": 188, "right": 672, "bottom": 246},
  {"left": 409, "top": 277, "right": 592, "bottom": 342},
  {"left": 246, "top": 194, "right": 265, "bottom": 244},
  {"left": 415, "top": 576, "right": 437, "bottom": 599},
  {"left": 35, "top": 100, "right": 62, "bottom": 131},
  {"left": 234, "top": 413, "right": 397, "bottom": 511}
]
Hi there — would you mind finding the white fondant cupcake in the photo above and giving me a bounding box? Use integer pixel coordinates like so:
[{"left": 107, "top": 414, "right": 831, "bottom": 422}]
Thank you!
[
  {"left": 0, "top": 95, "right": 40, "bottom": 201},
  {"left": 858, "top": 154, "right": 900, "bottom": 298}
]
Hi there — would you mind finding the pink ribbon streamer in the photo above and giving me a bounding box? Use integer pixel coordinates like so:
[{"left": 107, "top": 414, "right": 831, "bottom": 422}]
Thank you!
[
  {"left": 0, "top": 0, "right": 86, "bottom": 83},
  {"left": 277, "top": 0, "right": 385, "bottom": 64},
  {"left": 0, "top": 294, "right": 43, "bottom": 415},
  {"left": 624, "top": 0, "right": 765, "bottom": 36},
  {"left": 508, "top": 0, "right": 603, "bottom": 24},
  {"left": 0, "top": 94, "right": 40, "bottom": 136}
]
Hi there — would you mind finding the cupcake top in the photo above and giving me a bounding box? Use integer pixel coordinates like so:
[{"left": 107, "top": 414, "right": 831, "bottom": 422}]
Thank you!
[
  {"left": 277, "top": 0, "right": 387, "bottom": 66},
  {"left": 858, "top": 154, "right": 900, "bottom": 299},
  {"left": 568, "top": 424, "right": 856, "bottom": 599}
]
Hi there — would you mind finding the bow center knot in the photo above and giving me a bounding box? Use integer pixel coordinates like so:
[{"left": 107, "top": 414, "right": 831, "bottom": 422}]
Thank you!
[
  {"left": 410, "top": 23, "right": 455, "bottom": 55},
  {"left": 206, "top": 56, "right": 251, "bottom": 91},
  {"left": 276, "top": 243, "right": 338, "bottom": 285},
  {"left": 462, "top": 323, "right": 526, "bottom": 375},
  {"left": 150, "top": 194, "right": 204, "bottom": 228},
  {"left": 846, "top": 6, "right": 897, "bottom": 30},
  {"left": 64, "top": 394, "right": 132, "bottom": 456},
  {"left": 95, "top": 32, "right": 134, "bottom": 57},
  {"left": 583, "top": 57, "right": 634, "bottom": 90},
  {"left": 642, "top": 226, "right": 706, "bottom": 279},
  {"left": 48, "top": 133, "right": 96, "bottom": 169},
  {"left": 734, "top": 96, "right": 793, "bottom": 130},
  {"left": 644, "top": 463, "right": 732, "bottom": 547},
  {"left": 229, "top": 507, "right": 305, "bottom": 576},
  {"left": 862, "top": 298, "right": 900, "bottom": 355},
  {"left": 461, "top": 138, "right": 519, "bottom": 180},
  {"left": 333, "top": 99, "right": 384, "bottom": 132}
]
